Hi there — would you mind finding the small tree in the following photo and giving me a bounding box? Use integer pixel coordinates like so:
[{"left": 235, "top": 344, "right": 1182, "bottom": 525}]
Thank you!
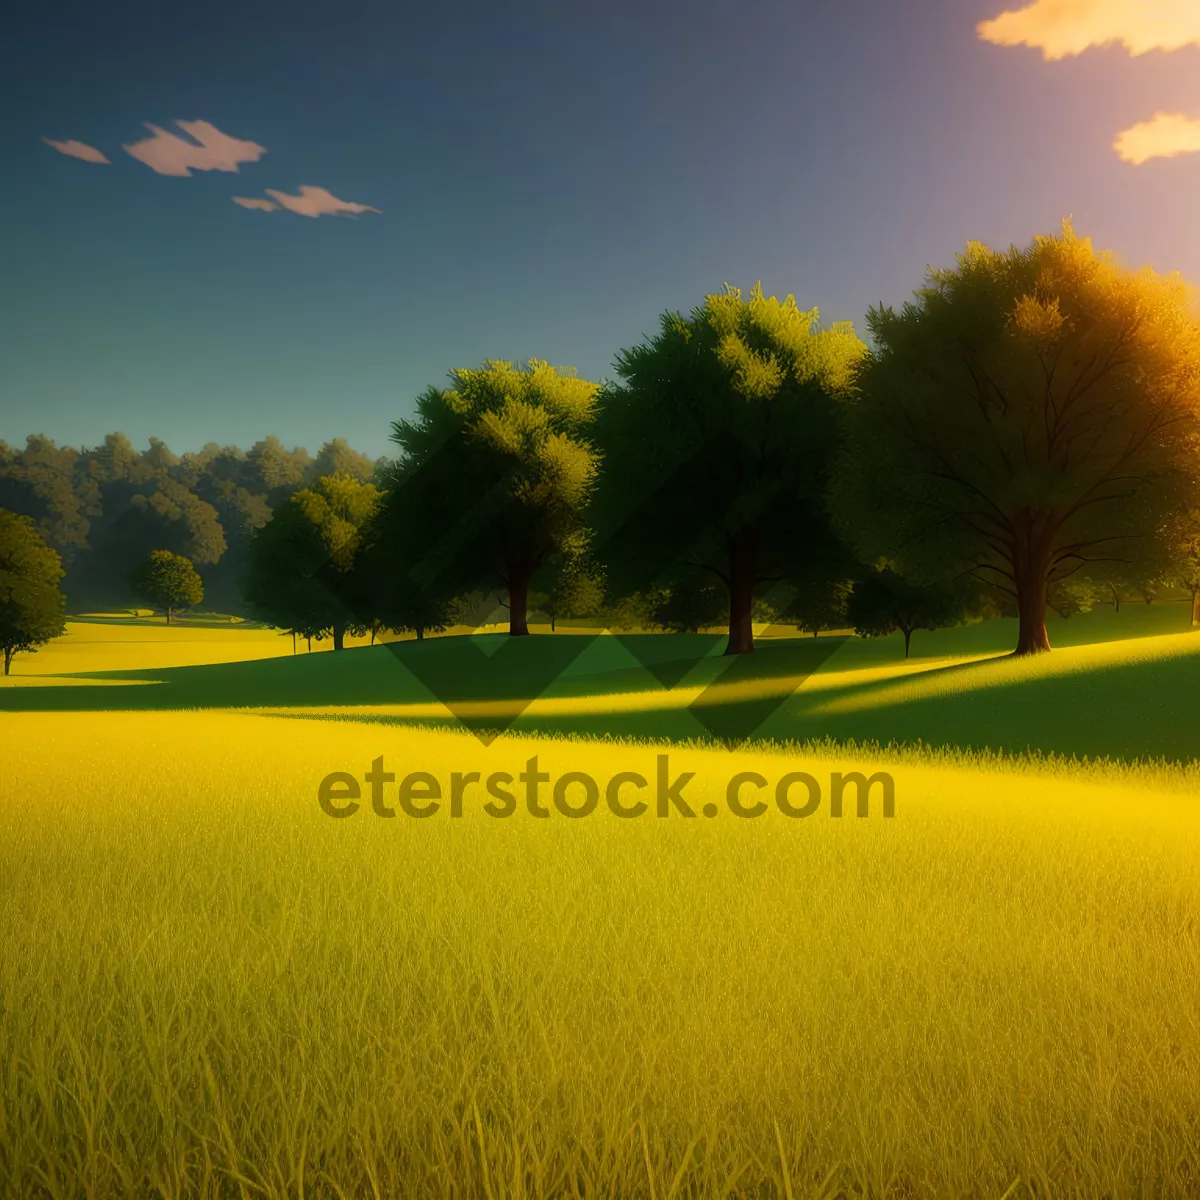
[
  {"left": 785, "top": 574, "right": 854, "bottom": 638},
  {"left": 243, "top": 474, "right": 380, "bottom": 650},
  {"left": 846, "top": 568, "right": 973, "bottom": 658},
  {"left": 650, "top": 576, "right": 727, "bottom": 634},
  {"left": 544, "top": 560, "right": 606, "bottom": 632},
  {"left": 0, "top": 508, "right": 67, "bottom": 675},
  {"left": 1166, "top": 508, "right": 1200, "bottom": 626},
  {"left": 132, "top": 550, "right": 203, "bottom": 624}
]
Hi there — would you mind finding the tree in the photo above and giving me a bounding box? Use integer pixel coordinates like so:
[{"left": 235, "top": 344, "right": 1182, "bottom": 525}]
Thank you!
[
  {"left": 1165, "top": 508, "right": 1200, "bottom": 626},
  {"left": 650, "top": 576, "right": 727, "bottom": 634},
  {"left": 0, "top": 509, "right": 67, "bottom": 675},
  {"left": 596, "top": 284, "right": 866, "bottom": 655},
  {"left": 132, "top": 550, "right": 203, "bottom": 624},
  {"left": 541, "top": 559, "right": 606, "bottom": 632},
  {"left": 358, "top": 533, "right": 459, "bottom": 643},
  {"left": 0, "top": 436, "right": 95, "bottom": 560},
  {"left": 244, "top": 474, "right": 380, "bottom": 650},
  {"left": 306, "top": 439, "right": 378, "bottom": 483},
  {"left": 846, "top": 568, "right": 972, "bottom": 658},
  {"left": 834, "top": 221, "right": 1200, "bottom": 656},
  {"left": 382, "top": 360, "right": 601, "bottom": 637},
  {"left": 786, "top": 574, "right": 854, "bottom": 638}
]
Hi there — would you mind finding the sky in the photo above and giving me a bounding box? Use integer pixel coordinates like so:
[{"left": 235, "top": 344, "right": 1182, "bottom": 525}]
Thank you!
[{"left": 4, "top": 0, "right": 1200, "bottom": 460}]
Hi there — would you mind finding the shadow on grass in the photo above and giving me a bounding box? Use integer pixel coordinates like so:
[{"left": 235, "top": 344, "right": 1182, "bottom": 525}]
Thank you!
[{"left": 5, "top": 614, "right": 1198, "bottom": 764}]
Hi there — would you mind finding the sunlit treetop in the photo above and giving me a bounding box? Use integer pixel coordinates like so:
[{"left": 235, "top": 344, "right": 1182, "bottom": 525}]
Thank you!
[
  {"left": 290, "top": 473, "right": 381, "bottom": 572},
  {"left": 437, "top": 359, "right": 601, "bottom": 514}
]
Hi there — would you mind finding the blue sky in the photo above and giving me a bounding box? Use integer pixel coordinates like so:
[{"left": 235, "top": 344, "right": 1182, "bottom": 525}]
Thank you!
[{"left": 4, "top": 0, "right": 1200, "bottom": 459}]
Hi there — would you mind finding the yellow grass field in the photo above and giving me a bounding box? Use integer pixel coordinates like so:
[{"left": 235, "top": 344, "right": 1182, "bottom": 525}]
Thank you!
[
  {"left": 3, "top": 681, "right": 1200, "bottom": 1197},
  {"left": 3, "top": 620, "right": 1200, "bottom": 1197}
]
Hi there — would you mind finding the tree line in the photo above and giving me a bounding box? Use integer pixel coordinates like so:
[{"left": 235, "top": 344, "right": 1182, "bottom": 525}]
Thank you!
[
  {"left": 4, "top": 221, "right": 1200, "bottom": 673},
  {"left": 0, "top": 433, "right": 378, "bottom": 613}
]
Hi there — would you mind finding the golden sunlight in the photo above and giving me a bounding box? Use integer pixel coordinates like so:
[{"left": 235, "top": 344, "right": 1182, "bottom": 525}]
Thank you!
[{"left": 979, "top": 0, "right": 1200, "bottom": 60}]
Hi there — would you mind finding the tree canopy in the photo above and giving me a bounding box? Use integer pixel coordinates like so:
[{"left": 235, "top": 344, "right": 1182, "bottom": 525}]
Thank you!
[
  {"left": 846, "top": 568, "right": 973, "bottom": 658},
  {"left": 596, "top": 284, "right": 866, "bottom": 654},
  {"left": 244, "top": 473, "right": 381, "bottom": 650},
  {"left": 131, "top": 550, "right": 204, "bottom": 623},
  {"left": 0, "top": 433, "right": 378, "bottom": 613},
  {"left": 834, "top": 221, "right": 1200, "bottom": 655},
  {"left": 381, "top": 360, "right": 601, "bottom": 637},
  {"left": 0, "top": 508, "right": 67, "bottom": 675}
]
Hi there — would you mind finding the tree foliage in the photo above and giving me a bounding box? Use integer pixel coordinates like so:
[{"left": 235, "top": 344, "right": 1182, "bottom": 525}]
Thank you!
[
  {"left": 0, "top": 508, "right": 67, "bottom": 675},
  {"left": 131, "top": 550, "right": 204, "bottom": 623},
  {"left": 596, "top": 284, "right": 866, "bottom": 655},
  {"left": 846, "top": 568, "right": 973, "bottom": 658},
  {"left": 381, "top": 360, "right": 601, "bottom": 637},
  {"left": 244, "top": 474, "right": 381, "bottom": 649},
  {"left": 0, "top": 433, "right": 378, "bottom": 612},
  {"left": 834, "top": 221, "right": 1200, "bottom": 655}
]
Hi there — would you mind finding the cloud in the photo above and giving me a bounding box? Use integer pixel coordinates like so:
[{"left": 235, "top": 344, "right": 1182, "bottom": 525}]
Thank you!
[
  {"left": 1114, "top": 111, "right": 1200, "bottom": 164},
  {"left": 978, "top": 1, "right": 1200, "bottom": 59},
  {"left": 42, "top": 138, "right": 110, "bottom": 164},
  {"left": 123, "top": 120, "right": 266, "bottom": 176},
  {"left": 232, "top": 196, "right": 280, "bottom": 211},
  {"left": 262, "top": 185, "right": 382, "bottom": 218}
]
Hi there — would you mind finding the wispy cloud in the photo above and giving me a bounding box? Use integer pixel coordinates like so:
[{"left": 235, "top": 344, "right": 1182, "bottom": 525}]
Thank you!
[
  {"left": 124, "top": 120, "right": 266, "bottom": 176},
  {"left": 261, "top": 185, "right": 381, "bottom": 218},
  {"left": 42, "top": 138, "right": 110, "bottom": 164},
  {"left": 232, "top": 196, "right": 280, "bottom": 211},
  {"left": 1114, "top": 112, "right": 1200, "bottom": 164},
  {"left": 979, "top": 1, "right": 1200, "bottom": 60}
]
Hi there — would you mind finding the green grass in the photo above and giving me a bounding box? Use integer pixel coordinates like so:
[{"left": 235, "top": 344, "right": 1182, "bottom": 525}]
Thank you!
[
  {"left": 2, "top": 712, "right": 1198, "bottom": 1198},
  {"left": 4, "top": 605, "right": 1198, "bottom": 764},
  {"left": 3, "top": 607, "right": 1200, "bottom": 1197}
]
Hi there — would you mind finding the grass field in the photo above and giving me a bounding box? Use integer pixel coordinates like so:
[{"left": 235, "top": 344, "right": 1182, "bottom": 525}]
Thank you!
[{"left": 1, "top": 611, "right": 1198, "bottom": 1197}]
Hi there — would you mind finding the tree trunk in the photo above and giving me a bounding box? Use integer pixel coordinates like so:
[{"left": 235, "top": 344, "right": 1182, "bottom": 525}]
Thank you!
[
  {"left": 725, "top": 529, "right": 757, "bottom": 656},
  {"left": 1111, "top": 585, "right": 1121, "bottom": 613},
  {"left": 1013, "top": 530, "right": 1052, "bottom": 656},
  {"left": 3, "top": 647, "right": 11, "bottom": 676},
  {"left": 507, "top": 560, "right": 532, "bottom": 637},
  {"left": 551, "top": 612, "right": 557, "bottom": 632},
  {"left": 416, "top": 627, "right": 425, "bottom": 642},
  {"left": 165, "top": 607, "right": 172, "bottom": 626},
  {"left": 902, "top": 626, "right": 913, "bottom": 659},
  {"left": 332, "top": 621, "right": 346, "bottom": 652},
  {"left": 292, "top": 631, "right": 297, "bottom": 655},
  {"left": 1192, "top": 588, "right": 1200, "bottom": 628}
]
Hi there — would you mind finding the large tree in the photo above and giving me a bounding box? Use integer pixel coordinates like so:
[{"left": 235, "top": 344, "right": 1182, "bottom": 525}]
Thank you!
[
  {"left": 381, "top": 360, "right": 601, "bottom": 637},
  {"left": 0, "top": 509, "right": 67, "bottom": 676},
  {"left": 596, "top": 284, "right": 866, "bottom": 654},
  {"left": 834, "top": 222, "right": 1200, "bottom": 655},
  {"left": 244, "top": 473, "right": 380, "bottom": 650}
]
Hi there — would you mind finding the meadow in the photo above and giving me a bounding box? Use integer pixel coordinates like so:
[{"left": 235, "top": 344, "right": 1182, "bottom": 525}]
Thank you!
[{"left": 1, "top": 610, "right": 1199, "bottom": 1197}]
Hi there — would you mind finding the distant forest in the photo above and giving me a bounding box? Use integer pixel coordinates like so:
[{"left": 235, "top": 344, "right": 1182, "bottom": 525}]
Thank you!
[{"left": 0, "top": 433, "right": 380, "bottom": 613}]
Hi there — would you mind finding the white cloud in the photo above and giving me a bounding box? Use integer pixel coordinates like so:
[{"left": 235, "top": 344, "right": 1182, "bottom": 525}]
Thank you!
[
  {"left": 1114, "top": 111, "right": 1200, "bottom": 164},
  {"left": 232, "top": 196, "right": 280, "bottom": 211},
  {"left": 42, "top": 138, "right": 110, "bottom": 164},
  {"left": 123, "top": 120, "right": 266, "bottom": 176},
  {"left": 262, "top": 185, "right": 381, "bottom": 218},
  {"left": 978, "top": 0, "right": 1200, "bottom": 60}
]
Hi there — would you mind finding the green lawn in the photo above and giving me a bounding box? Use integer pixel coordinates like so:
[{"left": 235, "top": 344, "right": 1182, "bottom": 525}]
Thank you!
[{"left": 4, "top": 603, "right": 1197, "bottom": 763}]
